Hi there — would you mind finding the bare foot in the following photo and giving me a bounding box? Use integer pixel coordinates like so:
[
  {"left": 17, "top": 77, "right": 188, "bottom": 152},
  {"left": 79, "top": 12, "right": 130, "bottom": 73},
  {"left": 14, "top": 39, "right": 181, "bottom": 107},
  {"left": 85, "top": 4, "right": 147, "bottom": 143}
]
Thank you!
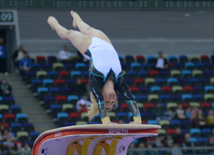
[
  {"left": 47, "top": 16, "right": 58, "bottom": 31},
  {"left": 70, "top": 10, "right": 82, "bottom": 28}
]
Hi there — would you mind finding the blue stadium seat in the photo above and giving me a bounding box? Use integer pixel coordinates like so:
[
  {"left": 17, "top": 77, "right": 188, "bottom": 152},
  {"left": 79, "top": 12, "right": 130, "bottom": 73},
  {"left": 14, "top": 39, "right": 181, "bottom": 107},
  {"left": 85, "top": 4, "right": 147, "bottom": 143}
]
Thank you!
[
  {"left": 138, "top": 71, "right": 148, "bottom": 78},
  {"left": 189, "top": 78, "right": 199, "bottom": 87},
  {"left": 156, "top": 78, "right": 167, "bottom": 86},
  {"left": 43, "top": 79, "right": 54, "bottom": 87},
  {"left": 167, "top": 78, "right": 178, "bottom": 86},
  {"left": 75, "top": 62, "right": 87, "bottom": 71},
  {"left": 159, "top": 70, "right": 170, "bottom": 79},
  {"left": 16, "top": 113, "right": 28, "bottom": 124},
  {"left": 125, "top": 55, "right": 135, "bottom": 64},
  {"left": 185, "top": 62, "right": 195, "bottom": 70},
  {"left": 147, "top": 120, "right": 158, "bottom": 125},
  {"left": 182, "top": 70, "right": 192, "bottom": 79},
  {"left": 150, "top": 86, "right": 161, "bottom": 94},
  {"left": 57, "top": 112, "right": 69, "bottom": 121},
  {"left": 128, "top": 112, "right": 133, "bottom": 120},
  {"left": 179, "top": 55, "right": 188, "bottom": 63},
  {"left": 130, "top": 62, "right": 141, "bottom": 71},
  {"left": 198, "top": 137, "right": 209, "bottom": 146},
  {"left": 159, "top": 94, "right": 170, "bottom": 103},
  {"left": 10, "top": 105, "right": 21, "bottom": 114},
  {"left": 116, "top": 112, "right": 127, "bottom": 120},
  {"left": 146, "top": 55, "right": 156, "bottom": 64},
  {"left": 189, "top": 137, "right": 198, "bottom": 143},
  {"left": 182, "top": 94, "right": 193, "bottom": 102},
  {"left": 142, "top": 63, "right": 152, "bottom": 71},
  {"left": 212, "top": 102, "right": 214, "bottom": 109},
  {"left": 196, "top": 62, "right": 206, "bottom": 70},
  {"left": 137, "top": 95, "right": 147, "bottom": 103},
  {"left": 171, "top": 120, "right": 182, "bottom": 128},
  {"left": 178, "top": 78, "right": 188, "bottom": 86},
  {"left": 67, "top": 95, "right": 79, "bottom": 103},
  {"left": 70, "top": 71, "right": 82, "bottom": 79},
  {"left": 168, "top": 55, "right": 178, "bottom": 64},
  {"left": 48, "top": 71, "right": 59, "bottom": 79},
  {"left": 190, "top": 128, "right": 201, "bottom": 138},
  {"left": 202, "top": 128, "right": 212, "bottom": 138},
  {"left": 127, "top": 71, "right": 138, "bottom": 79},
  {"left": 204, "top": 86, "right": 214, "bottom": 93},
  {"left": 193, "top": 94, "right": 203, "bottom": 102},
  {"left": 29, "top": 131, "right": 40, "bottom": 141},
  {"left": 174, "top": 63, "right": 185, "bottom": 70}
]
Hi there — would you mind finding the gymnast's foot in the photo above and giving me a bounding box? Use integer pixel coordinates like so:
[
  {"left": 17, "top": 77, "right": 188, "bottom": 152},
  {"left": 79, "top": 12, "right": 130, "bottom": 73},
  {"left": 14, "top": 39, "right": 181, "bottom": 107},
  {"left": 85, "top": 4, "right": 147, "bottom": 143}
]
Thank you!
[
  {"left": 70, "top": 10, "right": 82, "bottom": 28},
  {"left": 47, "top": 16, "right": 58, "bottom": 31}
]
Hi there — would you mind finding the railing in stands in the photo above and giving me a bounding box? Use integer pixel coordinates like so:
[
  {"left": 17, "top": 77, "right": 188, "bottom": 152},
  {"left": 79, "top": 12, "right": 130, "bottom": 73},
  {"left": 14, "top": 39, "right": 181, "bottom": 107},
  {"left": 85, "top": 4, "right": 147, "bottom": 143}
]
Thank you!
[{"left": 0, "top": 0, "right": 214, "bottom": 10}]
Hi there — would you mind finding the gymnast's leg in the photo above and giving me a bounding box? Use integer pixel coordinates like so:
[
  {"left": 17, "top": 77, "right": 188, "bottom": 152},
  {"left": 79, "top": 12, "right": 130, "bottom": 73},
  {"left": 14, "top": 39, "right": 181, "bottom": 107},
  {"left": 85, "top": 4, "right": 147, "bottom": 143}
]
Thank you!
[
  {"left": 47, "top": 16, "right": 91, "bottom": 55},
  {"left": 70, "top": 10, "right": 112, "bottom": 44}
]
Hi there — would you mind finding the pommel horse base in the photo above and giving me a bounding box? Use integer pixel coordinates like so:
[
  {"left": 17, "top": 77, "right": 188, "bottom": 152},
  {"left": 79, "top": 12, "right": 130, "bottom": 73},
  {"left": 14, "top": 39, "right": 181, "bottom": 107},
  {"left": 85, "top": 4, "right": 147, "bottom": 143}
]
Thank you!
[{"left": 33, "top": 124, "right": 161, "bottom": 155}]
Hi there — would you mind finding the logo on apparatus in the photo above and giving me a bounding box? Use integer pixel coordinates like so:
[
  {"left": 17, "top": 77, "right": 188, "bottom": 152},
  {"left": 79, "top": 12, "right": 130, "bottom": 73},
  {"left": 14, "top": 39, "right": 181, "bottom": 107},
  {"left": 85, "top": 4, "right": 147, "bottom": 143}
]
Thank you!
[{"left": 109, "top": 129, "right": 128, "bottom": 134}]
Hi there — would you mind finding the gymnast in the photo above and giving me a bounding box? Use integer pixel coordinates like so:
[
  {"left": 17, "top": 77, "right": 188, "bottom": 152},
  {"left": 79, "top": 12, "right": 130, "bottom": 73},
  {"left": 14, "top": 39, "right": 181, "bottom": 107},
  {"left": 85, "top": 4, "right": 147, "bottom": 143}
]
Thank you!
[{"left": 47, "top": 11, "right": 141, "bottom": 124}]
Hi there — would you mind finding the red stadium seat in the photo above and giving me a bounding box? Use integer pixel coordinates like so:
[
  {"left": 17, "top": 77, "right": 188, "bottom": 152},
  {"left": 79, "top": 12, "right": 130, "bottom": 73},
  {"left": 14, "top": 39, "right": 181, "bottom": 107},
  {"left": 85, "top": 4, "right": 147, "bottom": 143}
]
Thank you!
[
  {"left": 149, "top": 70, "right": 159, "bottom": 78},
  {"left": 55, "top": 95, "right": 67, "bottom": 104},
  {"left": 69, "top": 112, "right": 80, "bottom": 122},
  {"left": 81, "top": 79, "right": 88, "bottom": 84},
  {"left": 54, "top": 79, "right": 66, "bottom": 87},
  {"left": 136, "top": 55, "right": 145, "bottom": 63},
  {"left": 162, "top": 86, "right": 172, "bottom": 94},
  {"left": 144, "top": 103, "right": 155, "bottom": 112},
  {"left": 183, "top": 86, "right": 194, "bottom": 93},
  {"left": 167, "top": 129, "right": 176, "bottom": 135},
  {"left": 133, "top": 78, "right": 144, "bottom": 85}
]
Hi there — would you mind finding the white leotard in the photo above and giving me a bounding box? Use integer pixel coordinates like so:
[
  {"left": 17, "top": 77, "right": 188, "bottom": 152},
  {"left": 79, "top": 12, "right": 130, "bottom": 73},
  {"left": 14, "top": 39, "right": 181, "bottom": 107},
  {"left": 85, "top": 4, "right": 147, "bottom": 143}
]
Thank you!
[{"left": 86, "top": 37, "right": 122, "bottom": 78}]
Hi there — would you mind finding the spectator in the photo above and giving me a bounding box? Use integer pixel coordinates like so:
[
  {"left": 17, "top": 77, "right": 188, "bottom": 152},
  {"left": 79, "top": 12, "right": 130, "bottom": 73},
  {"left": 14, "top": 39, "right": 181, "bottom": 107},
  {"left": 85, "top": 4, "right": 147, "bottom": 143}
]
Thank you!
[
  {"left": 76, "top": 93, "right": 91, "bottom": 113},
  {"left": 155, "top": 51, "right": 168, "bottom": 70},
  {"left": 173, "top": 128, "right": 183, "bottom": 145},
  {"left": 155, "top": 103, "right": 165, "bottom": 121},
  {"left": 146, "top": 143, "right": 158, "bottom": 155},
  {"left": 138, "top": 142, "right": 146, "bottom": 155},
  {"left": 166, "top": 135, "right": 174, "bottom": 147},
  {"left": 2, "top": 129, "right": 16, "bottom": 141},
  {"left": 182, "top": 133, "right": 195, "bottom": 147},
  {"left": 209, "top": 136, "right": 214, "bottom": 146},
  {"left": 0, "top": 78, "right": 12, "bottom": 96},
  {"left": 0, "top": 124, "right": 5, "bottom": 135},
  {"left": 172, "top": 143, "right": 183, "bottom": 155},
  {"left": 58, "top": 45, "right": 78, "bottom": 63},
  {"left": 206, "top": 109, "right": 214, "bottom": 128},
  {"left": 11, "top": 45, "right": 27, "bottom": 69},
  {"left": 154, "top": 136, "right": 163, "bottom": 148},
  {"left": 176, "top": 104, "right": 186, "bottom": 120},
  {"left": 19, "top": 52, "right": 31, "bottom": 78},
  {"left": 1, "top": 137, "right": 15, "bottom": 155},
  {"left": 118, "top": 120, "right": 124, "bottom": 124},
  {"left": 128, "top": 142, "right": 140, "bottom": 155},
  {"left": 195, "top": 110, "right": 206, "bottom": 129},
  {"left": 186, "top": 104, "right": 199, "bottom": 121},
  {"left": 20, "top": 143, "right": 31, "bottom": 155},
  {"left": 167, "top": 109, "right": 176, "bottom": 120},
  {"left": 0, "top": 37, "right": 7, "bottom": 73},
  {"left": 72, "top": 78, "right": 87, "bottom": 96}
]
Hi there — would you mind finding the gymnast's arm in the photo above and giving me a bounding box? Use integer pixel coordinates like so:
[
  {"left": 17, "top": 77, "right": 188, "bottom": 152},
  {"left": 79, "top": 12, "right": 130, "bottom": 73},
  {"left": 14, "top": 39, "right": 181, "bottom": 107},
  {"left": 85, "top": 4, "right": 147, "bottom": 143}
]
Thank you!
[
  {"left": 115, "top": 75, "right": 141, "bottom": 123},
  {"left": 89, "top": 73, "right": 110, "bottom": 124}
]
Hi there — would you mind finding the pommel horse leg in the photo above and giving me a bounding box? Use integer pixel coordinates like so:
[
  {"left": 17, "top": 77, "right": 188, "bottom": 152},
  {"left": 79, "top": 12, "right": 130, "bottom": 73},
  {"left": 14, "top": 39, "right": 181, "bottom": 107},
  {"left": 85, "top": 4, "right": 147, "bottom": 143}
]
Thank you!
[{"left": 32, "top": 124, "right": 161, "bottom": 155}]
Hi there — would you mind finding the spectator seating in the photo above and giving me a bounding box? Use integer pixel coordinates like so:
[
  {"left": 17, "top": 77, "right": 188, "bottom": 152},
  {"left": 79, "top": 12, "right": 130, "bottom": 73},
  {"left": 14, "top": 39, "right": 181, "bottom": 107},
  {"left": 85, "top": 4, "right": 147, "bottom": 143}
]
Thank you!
[{"left": 19, "top": 54, "right": 214, "bottom": 148}]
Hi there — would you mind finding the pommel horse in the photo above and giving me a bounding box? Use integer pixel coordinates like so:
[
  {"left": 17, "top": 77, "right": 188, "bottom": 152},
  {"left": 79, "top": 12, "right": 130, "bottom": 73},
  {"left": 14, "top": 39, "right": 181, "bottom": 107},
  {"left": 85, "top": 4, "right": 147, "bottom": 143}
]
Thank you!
[{"left": 32, "top": 124, "right": 161, "bottom": 155}]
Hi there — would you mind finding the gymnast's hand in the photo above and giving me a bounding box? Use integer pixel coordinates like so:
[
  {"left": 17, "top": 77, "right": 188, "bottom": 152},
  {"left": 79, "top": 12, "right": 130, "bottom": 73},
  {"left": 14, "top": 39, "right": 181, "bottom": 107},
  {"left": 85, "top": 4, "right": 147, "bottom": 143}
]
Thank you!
[{"left": 129, "top": 116, "right": 141, "bottom": 124}]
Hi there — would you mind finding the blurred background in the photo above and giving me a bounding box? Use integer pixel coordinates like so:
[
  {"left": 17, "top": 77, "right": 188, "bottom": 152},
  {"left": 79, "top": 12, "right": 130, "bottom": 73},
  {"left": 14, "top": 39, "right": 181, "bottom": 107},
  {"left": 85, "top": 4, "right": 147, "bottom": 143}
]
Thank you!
[{"left": 0, "top": 0, "right": 214, "bottom": 155}]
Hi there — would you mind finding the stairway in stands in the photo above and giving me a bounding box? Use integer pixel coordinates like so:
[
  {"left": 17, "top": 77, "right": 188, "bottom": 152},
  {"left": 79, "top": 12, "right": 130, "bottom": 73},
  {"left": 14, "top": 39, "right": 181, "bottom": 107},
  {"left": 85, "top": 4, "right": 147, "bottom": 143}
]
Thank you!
[{"left": 1, "top": 73, "right": 56, "bottom": 133}]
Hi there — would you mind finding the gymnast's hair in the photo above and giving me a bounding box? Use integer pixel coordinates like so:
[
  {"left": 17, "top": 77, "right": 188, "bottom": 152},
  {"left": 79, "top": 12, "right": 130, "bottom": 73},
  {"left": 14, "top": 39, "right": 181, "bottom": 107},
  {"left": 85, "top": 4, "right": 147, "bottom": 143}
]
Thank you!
[{"left": 88, "top": 92, "right": 118, "bottom": 122}]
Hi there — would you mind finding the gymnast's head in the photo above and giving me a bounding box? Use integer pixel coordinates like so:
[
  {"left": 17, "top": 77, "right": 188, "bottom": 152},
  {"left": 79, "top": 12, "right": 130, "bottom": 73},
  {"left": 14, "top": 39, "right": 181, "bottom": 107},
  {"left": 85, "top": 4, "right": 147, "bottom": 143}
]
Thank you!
[{"left": 88, "top": 90, "right": 118, "bottom": 121}]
